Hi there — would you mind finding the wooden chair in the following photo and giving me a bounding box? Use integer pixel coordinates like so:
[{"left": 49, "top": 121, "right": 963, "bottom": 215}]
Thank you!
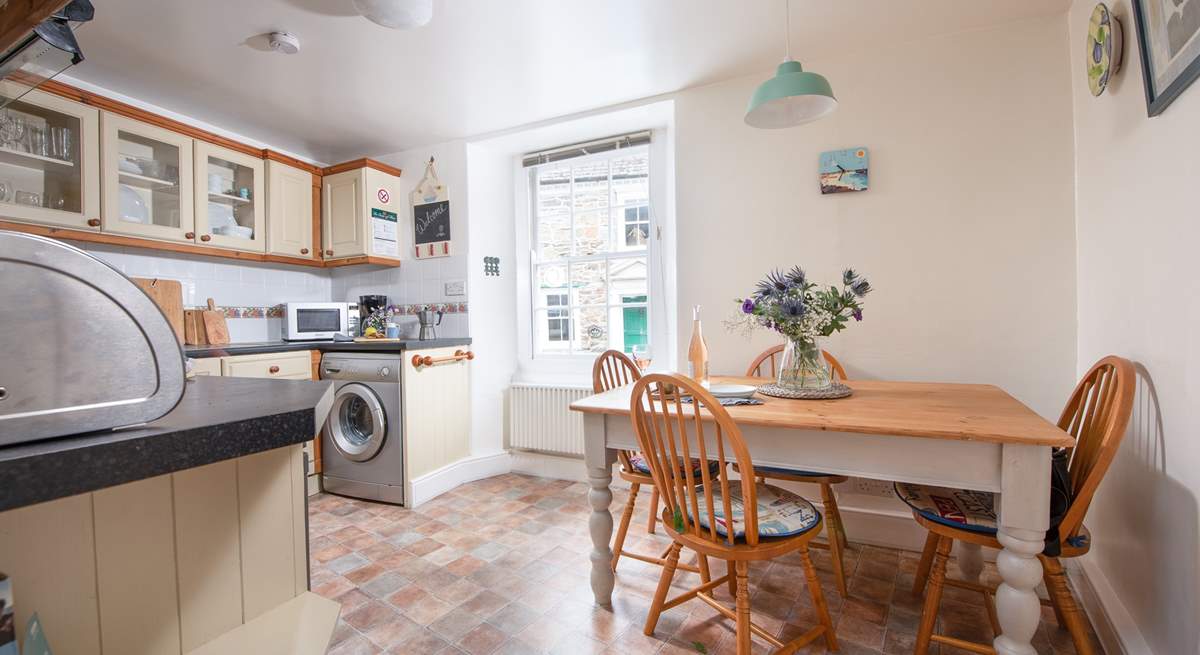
[
  {"left": 594, "top": 350, "right": 702, "bottom": 575},
  {"left": 900, "top": 356, "right": 1135, "bottom": 655},
  {"left": 631, "top": 373, "right": 838, "bottom": 655},
  {"left": 742, "top": 344, "right": 852, "bottom": 595}
]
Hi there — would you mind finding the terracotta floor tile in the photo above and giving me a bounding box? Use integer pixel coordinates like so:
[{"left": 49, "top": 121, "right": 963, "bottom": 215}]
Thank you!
[
  {"left": 429, "top": 607, "right": 485, "bottom": 642},
  {"left": 457, "top": 623, "right": 509, "bottom": 655},
  {"left": 344, "top": 600, "right": 402, "bottom": 632}
]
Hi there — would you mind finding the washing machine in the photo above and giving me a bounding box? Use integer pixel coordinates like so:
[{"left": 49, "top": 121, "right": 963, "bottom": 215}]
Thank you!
[{"left": 319, "top": 352, "right": 405, "bottom": 504}]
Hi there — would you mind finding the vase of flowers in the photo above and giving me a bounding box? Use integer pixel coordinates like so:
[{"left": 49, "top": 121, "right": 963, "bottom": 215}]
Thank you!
[{"left": 729, "top": 267, "right": 871, "bottom": 392}]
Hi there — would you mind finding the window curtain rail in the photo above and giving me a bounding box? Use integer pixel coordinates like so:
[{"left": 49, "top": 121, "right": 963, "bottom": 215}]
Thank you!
[{"left": 522, "top": 131, "right": 652, "bottom": 168}]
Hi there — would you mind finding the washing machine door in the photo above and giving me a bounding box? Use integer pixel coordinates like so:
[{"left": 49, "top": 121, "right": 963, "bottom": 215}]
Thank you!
[{"left": 326, "top": 383, "right": 387, "bottom": 462}]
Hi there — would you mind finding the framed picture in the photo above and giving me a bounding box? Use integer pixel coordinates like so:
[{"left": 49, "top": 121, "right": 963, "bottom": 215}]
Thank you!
[
  {"left": 818, "top": 148, "right": 869, "bottom": 194},
  {"left": 1132, "top": 0, "right": 1200, "bottom": 115}
]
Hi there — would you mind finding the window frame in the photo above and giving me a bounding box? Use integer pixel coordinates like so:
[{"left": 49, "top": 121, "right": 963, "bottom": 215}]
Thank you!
[{"left": 515, "top": 134, "right": 671, "bottom": 368}]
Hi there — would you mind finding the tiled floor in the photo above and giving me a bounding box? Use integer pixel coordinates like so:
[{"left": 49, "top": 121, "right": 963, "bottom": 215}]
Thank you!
[{"left": 311, "top": 474, "right": 1101, "bottom": 654}]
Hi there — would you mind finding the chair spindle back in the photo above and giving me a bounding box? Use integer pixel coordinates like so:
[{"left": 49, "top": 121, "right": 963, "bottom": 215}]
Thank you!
[
  {"left": 630, "top": 373, "right": 760, "bottom": 548},
  {"left": 593, "top": 350, "right": 643, "bottom": 470},
  {"left": 1055, "top": 356, "right": 1135, "bottom": 539}
]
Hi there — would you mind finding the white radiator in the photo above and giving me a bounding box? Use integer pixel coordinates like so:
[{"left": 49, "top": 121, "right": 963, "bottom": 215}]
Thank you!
[{"left": 508, "top": 383, "right": 591, "bottom": 457}]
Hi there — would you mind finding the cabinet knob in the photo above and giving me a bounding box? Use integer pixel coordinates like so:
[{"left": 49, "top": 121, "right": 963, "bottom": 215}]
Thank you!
[
  {"left": 300, "top": 248, "right": 309, "bottom": 255},
  {"left": 200, "top": 234, "right": 212, "bottom": 242},
  {"left": 86, "top": 218, "right": 100, "bottom": 227},
  {"left": 185, "top": 232, "right": 196, "bottom": 239},
  {"left": 269, "top": 365, "right": 280, "bottom": 374},
  {"left": 325, "top": 249, "right": 334, "bottom": 256}
]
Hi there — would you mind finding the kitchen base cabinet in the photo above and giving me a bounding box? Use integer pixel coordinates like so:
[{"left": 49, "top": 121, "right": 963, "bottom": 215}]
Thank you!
[
  {"left": 219, "top": 351, "right": 321, "bottom": 496},
  {"left": 402, "top": 346, "right": 471, "bottom": 497},
  {"left": 0, "top": 444, "right": 332, "bottom": 655}
]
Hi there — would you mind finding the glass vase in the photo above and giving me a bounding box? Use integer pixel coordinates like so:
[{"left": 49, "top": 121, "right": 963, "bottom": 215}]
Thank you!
[{"left": 777, "top": 337, "right": 832, "bottom": 391}]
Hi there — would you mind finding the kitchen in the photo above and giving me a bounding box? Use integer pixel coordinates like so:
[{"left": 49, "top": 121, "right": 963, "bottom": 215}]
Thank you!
[{"left": 0, "top": 1, "right": 1195, "bottom": 654}]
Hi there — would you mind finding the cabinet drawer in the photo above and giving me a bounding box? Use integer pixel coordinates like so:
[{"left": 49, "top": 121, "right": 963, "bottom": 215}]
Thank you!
[
  {"left": 189, "top": 357, "right": 222, "bottom": 377},
  {"left": 220, "top": 352, "right": 312, "bottom": 379}
]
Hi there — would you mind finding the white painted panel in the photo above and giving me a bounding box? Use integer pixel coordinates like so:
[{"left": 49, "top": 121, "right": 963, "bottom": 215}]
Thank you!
[
  {"left": 0, "top": 495, "right": 101, "bottom": 655},
  {"left": 237, "top": 447, "right": 299, "bottom": 620},
  {"left": 173, "top": 461, "right": 243, "bottom": 652},
  {"left": 403, "top": 347, "right": 471, "bottom": 479},
  {"left": 94, "top": 476, "right": 182, "bottom": 655}
]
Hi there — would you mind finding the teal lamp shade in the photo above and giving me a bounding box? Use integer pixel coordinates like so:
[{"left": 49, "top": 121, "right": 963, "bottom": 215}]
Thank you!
[{"left": 745, "top": 60, "right": 837, "bottom": 128}]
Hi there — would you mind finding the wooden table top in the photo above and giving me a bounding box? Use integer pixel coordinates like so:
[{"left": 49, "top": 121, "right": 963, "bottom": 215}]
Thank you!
[{"left": 569, "top": 376, "right": 1074, "bottom": 448}]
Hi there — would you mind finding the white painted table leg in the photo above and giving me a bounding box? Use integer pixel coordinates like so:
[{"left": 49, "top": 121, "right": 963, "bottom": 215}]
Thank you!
[
  {"left": 994, "top": 444, "right": 1051, "bottom": 655},
  {"left": 583, "top": 414, "right": 617, "bottom": 607},
  {"left": 958, "top": 542, "right": 984, "bottom": 583}
]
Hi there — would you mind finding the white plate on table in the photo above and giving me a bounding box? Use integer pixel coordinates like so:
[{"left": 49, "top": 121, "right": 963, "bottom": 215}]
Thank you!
[{"left": 708, "top": 383, "right": 758, "bottom": 399}]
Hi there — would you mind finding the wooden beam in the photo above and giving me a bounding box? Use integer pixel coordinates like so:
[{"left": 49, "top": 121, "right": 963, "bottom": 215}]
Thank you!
[
  {"left": 0, "top": 0, "right": 68, "bottom": 59},
  {"left": 322, "top": 158, "right": 402, "bottom": 178}
]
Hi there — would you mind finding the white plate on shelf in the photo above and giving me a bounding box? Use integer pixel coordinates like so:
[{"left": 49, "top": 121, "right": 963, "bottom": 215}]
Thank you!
[
  {"left": 708, "top": 383, "right": 758, "bottom": 399},
  {"left": 207, "top": 202, "right": 236, "bottom": 228},
  {"left": 118, "top": 184, "right": 149, "bottom": 224}
]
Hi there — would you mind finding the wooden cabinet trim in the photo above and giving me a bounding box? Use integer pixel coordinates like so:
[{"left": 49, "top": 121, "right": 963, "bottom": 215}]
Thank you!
[
  {"left": 322, "top": 158, "right": 402, "bottom": 178},
  {"left": 262, "top": 149, "right": 323, "bottom": 176}
]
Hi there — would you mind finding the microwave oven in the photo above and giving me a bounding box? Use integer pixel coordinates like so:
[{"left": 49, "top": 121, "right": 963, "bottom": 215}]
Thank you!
[{"left": 283, "top": 302, "right": 351, "bottom": 341}]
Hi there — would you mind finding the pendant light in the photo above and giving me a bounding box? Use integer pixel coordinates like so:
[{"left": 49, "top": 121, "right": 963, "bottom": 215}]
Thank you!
[{"left": 744, "top": 0, "right": 837, "bottom": 128}]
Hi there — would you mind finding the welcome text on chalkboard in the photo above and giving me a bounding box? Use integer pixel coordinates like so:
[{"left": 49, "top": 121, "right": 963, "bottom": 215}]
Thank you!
[{"left": 414, "top": 200, "right": 451, "bottom": 245}]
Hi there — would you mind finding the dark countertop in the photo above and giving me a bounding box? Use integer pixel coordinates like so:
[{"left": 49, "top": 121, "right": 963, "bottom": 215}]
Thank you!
[
  {"left": 0, "top": 376, "right": 333, "bottom": 512},
  {"left": 184, "top": 337, "right": 473, "bottom": 358}
]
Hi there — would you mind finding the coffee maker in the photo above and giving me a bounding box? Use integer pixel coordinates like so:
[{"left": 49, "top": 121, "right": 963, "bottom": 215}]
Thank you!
[
  {"left": 417, "top": 308, "right": 443, "bottom": 340},
  {"left": 358, "top": 295, "right": 388, "bottom": 333}
]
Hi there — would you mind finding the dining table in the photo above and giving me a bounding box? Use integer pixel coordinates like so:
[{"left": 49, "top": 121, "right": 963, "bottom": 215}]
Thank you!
[{"left": 569, "top": 375, "right": 1074, "bottom": 655}]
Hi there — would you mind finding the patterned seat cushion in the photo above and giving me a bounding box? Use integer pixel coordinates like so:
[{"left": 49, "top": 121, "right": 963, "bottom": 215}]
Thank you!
[
  {"left": 692, "top": 483, "right": 821, "bottom": 538},
  {"left": 894, "top": 482, "right": 997, "bottom": 535},
  {"left": 627, "top": 454, "right": 721, "bottom": 479}
]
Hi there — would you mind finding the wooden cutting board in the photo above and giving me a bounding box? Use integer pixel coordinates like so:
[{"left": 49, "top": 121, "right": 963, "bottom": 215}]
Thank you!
[
  {"left": 132, "top": 278, "right": 184, "bottom": 343},
  {"left": 202, "top": 298, "right": 230, "bottom": 345},
  {"left": 183, "top": 309, "right": 208, "bottom": 345}
]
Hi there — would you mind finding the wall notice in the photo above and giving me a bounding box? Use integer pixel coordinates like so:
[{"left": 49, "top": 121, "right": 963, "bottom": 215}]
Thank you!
[{"left": 372, "top": 208, "right": 398, "bottom": 257}]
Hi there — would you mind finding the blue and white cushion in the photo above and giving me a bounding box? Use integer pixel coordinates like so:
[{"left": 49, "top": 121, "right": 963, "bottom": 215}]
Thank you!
[
  {"left": 692, "top": 483, "right": 821, "bottom": 538},
  {"left": 894, "top": 482, "right": 997, "bottom": 534},
  {"left": 628, "top": 454, "right": 721, "bottom": 479}
]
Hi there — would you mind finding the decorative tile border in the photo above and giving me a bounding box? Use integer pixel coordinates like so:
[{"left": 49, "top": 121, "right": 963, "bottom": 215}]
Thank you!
[{"left": 182, "top": 302, "right": 469, "bottom": 319}]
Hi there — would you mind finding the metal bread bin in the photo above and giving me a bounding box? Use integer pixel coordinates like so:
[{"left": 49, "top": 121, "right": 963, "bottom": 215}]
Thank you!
[{"left": 0, "top": 231, "right": 185, "bottom": 444}]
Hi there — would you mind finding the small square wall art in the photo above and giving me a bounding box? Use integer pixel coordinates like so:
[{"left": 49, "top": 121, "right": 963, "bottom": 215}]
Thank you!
[{"left": 819, "top": 147, "right": 869, "bottom": 194}]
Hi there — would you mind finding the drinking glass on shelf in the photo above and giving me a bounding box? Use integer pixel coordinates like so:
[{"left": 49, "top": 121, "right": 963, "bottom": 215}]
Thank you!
[
  {"left": 0, "top": 180, "right": 12, "bottom": 203},
  {"left": 631, "top": 345, "right": 652, "bottom": 371},
  {"left": 15, "top": 190, "right": 40, "bottom": 206},
  {"left": 25, "top": 126, "right": 46, "bottom": 157},
  {"left": 0, "top": 113, "right": 25, "bottom": 151},
  {"left": 49, "top": 126, "right": 71, "bottom": 160}
]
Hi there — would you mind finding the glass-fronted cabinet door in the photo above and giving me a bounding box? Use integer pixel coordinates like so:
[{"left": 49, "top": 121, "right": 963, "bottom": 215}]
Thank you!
[
  {"left": 194, "top": 141, "right": 265, "bottom": 252},
  {"left": 100, "top": 112, "right": 194, "bottom": 243},
  {"left": 0, "top": 84, "right": 99, "bottom": 230}
]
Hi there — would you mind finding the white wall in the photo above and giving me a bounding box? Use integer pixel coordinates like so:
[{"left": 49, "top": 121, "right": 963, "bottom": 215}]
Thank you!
[
  {"left": 465, "top": 143, "right": 519, "bottom": 456},
  {"left": 330, "top": 141, "right": 471, "bottom": 339},
  {"left": 672, "top": 14, "right": 1078, "bottom": 419},
  {"left": 1068, "top": 1, "right": 1200, "bottom": 653}
]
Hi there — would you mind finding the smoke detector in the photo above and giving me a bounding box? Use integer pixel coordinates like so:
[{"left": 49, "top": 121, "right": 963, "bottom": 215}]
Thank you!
[{"left": 268, "top": 32, "right": 300, "bottom": 55}]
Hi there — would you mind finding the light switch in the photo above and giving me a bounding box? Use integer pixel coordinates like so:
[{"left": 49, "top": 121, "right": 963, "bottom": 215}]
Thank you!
[{"left": 445, "top": 280, "right": 466, "bottom": 296}]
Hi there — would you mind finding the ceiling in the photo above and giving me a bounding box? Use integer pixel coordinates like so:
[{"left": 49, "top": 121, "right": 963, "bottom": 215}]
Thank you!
[{"left": 67, "top": 0, "right": 1070, "bottom": 163}]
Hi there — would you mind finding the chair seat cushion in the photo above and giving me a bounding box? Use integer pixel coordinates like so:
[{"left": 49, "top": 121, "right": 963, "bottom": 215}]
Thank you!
[
  {"left": 628, "top": 454, "right": 721, "bottom": 479},
  {"left": 693, "top": 483, "right": 821, "bottom": 538},
  {"left": 894, "top": 482, "right": 997, "bottom": 535}
]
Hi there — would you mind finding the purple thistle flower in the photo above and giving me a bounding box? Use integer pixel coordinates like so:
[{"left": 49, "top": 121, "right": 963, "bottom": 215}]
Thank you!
[
  {"left": 852, "top": 308, "right": 863, "bottom": 321},
  {"left": 741, "top": 298, "right": 755, "bottom": 314}
]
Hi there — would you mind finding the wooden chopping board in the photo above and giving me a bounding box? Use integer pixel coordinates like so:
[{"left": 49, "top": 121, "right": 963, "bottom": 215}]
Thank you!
[
  {"left": 202, "top": 298, "right": 230, "bottom": 345},
  {"left": 132, "top": 278, "right": 184, "bottom": 343},
  {"left": 183, "top": 309, "right": 208, "bottom": 345}
]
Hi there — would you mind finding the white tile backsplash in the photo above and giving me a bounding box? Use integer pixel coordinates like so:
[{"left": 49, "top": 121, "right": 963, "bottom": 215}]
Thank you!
[{"left": 79, "top": 242, "right": 332, "bottom": 312}]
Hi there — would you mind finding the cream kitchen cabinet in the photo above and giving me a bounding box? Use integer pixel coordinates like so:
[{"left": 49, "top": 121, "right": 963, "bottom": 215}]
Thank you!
[
  {"left": 322, "top": 164, "right": 401, "bottom": 262},
  {"left": 266, "top": 160, "right": 313, "bottom": 258},
  {"left": 217, "top": 351, "right": 321, "bottom": 495},
  {"left": 194, "top": 141, "right": 265, "bottom": 252},
  {"left": 189, "top": 357, "right": 223, "bottom": 377},
  {"left": 0, "top": 84, "right": 100, "bottom": 231},
  {"left": 402, "top": 347, "right": 471, "bottom": 486},
  {"left": 100, "top": 112, "right": 195, "bottom": 243}
]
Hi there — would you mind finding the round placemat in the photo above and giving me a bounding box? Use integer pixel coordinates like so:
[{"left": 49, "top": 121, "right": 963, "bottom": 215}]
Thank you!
[{"left": 757, "top": 382, "right": 853, "bottom": 400}]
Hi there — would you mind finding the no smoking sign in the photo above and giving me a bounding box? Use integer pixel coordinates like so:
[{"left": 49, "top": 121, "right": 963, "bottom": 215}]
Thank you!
[{"left": 377, "top": 188, "right": 390, "bottom": 204}]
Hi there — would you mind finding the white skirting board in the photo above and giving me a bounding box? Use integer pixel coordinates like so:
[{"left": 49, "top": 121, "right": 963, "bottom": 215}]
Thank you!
[
  {"left": 1069, "top": 557, "right": 1151, "bottom": 655},
  {"left": 407, "top": 451, "right": 512, "bottom": 507}
]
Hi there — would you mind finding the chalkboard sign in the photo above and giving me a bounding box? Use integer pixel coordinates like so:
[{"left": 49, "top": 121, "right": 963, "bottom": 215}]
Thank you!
[{"left": 414, "top": 200, "right": 450, "bottom": 245}]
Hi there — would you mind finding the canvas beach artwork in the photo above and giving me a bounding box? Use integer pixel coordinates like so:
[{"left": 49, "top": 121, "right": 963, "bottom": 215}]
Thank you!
[{"left": 819, "top": 148, "right": 869, "bottom": 194}]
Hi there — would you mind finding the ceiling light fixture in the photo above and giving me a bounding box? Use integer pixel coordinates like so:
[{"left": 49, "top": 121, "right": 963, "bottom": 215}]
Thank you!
[
  {"left": 352, "top": 0, "right": 433, "bottom": 30},
  {"left": 745, "top": 0, "right": 837, "bottom": 128}
]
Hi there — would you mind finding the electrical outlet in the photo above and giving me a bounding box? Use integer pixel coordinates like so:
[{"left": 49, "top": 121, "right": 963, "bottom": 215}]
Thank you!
[
  {"left": 444, "top": 280, "right": 466, "bottom": 296},
  {"left": 850, "top": 477, "right": 896, "bottom": 498}
]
